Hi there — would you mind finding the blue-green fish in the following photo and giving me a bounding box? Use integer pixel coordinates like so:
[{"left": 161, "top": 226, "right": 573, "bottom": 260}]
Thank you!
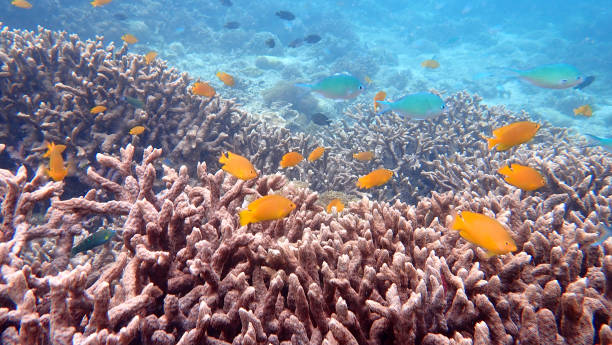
[
  {"left": 511, "top": 63, "right": 583, "bottom": 89},
  {"left": 71, "top": 229, "right": 116, "bottom": 256},
  {"left": 584, "top": 133, "right": 612, "bottom": 153},
  {"left": 122, "top": 96, "right": 144, "bottom": 108},
  {"left": 376, "top": 92, "right": 445, "bottom": 119},
  {"left": 295, "top": 74, "right": 364, "bottom": 100}
]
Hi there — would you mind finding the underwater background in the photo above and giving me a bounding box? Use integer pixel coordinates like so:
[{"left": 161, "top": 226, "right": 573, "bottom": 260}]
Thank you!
[{"left": 1, "top": 1, "right": 612, "bottom": 345}]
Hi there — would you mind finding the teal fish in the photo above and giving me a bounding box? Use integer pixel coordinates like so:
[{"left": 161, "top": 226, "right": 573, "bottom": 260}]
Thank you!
[
  {"left": 122, "top": 96, "right": 144, "bottom": 108},
  {"left": 71, "top": 229, "right": 116, "bottom": 256},
  {"left": 295, "top": 74, "right": 364, "bottom": 100},
  {"left": 584, "top": 133, "right": 612, "bottom": 153},
  {"left": 591, "top": 225, "right": 612, "bottom": 247},
  {"left": 511, "top": 63, "right": 583, "bottom": 89},
  {"left": 376, "top": 92, "right": 445, "bottom": 119}
]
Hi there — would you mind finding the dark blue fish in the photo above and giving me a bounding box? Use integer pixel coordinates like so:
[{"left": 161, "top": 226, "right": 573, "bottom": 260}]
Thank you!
[
  {"left": 224, "top": 21, "right": 240, "bottom": 29},
  {"left": 275, "top": 10, "right": 295, "bottom": 20},
  {"left": 265, "top": 38, "right": 275, "bottom": 48},
  {"left": 220, "top": 0, "right": 232, "bottom": 6},
  {"left": 113, "top": 13, "right": 128, "bottom": 21},
  {"left": 288, "top": 38, "right": 303, "bottom": 48},
  {"left": 574, "top": 75, "right": 595, "bottom": 90},
  {"left": 304, "top": 34, "right": 321, "bottom": 44},
  {"left": 71, "top": 229, "right": 116, "bottom": 256},
  {"left": 310, "top": 112, "right": 331, "bottom": 126}
]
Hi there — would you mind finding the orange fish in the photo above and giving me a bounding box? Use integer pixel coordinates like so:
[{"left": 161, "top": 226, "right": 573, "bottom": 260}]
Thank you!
[
  {"left": 239, "top": 194, "right": 296, "bottom": 226},
  {"left": 373, "top": 91, "right": 386, "bottom": 111},
  {"left": 451, "top": 211, "right": 517, "bottom": 257},
  {"left": 353, "top": 151, "right": 374, "bottom": 161},
  {"left": 326, "top": 199, "right": 344, "bottom": 213},
  {"left": 421, "top": 59, "right": 440, "bottom": 69},
  {"left": 573, "top": 104, "right": 592, "bottom": 117},
  {"left": 308, "top": 147, "right": 325, "bottom": 162},
  {"left": 280, "top": 152, "right": 303, "bottom": 168},
  {"left": 356, "top": 168, "right": 393, "bottom": 189},
  {"left": 497, "top": 163, "right": 546, "bottom": 191},
  {"left": 484, "top": 121, "right": 540, "bottom": 151},
  {"left": 216, "top": 71, "right": 235, "bottom": 86},
  {"left": 191, "top": 81, "right": 216, "bottom": 97},
  {"left": 90, "top": 105, "right": 107, "bottom": 114},
  {"left": 219, "top": 151, "right": 257, "bottom": 180},
  {"left": 91, "top": 0, "right": 112, "bottom": 6},
  {"left": 144, "top": 51, "right": 158, "bottom": 64},
  {"left": 121, "top": 34, "right": 138, "bottom": 44},
  {"left": 11, "top": 0, "right": 32, "bottom": 8},
  {"left": 129, "top": 126, "right": 145, "bottom": 135},
  {"left": 43, "top": 142, "right": 68, "bottom": 181}
]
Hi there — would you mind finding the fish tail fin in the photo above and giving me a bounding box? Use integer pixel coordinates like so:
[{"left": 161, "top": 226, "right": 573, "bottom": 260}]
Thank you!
[
  {"left": 592, "top": 225, "right": 612, "bottom": 247},
  {"left": 219, "top": 152, "right": 228, "bottom": 164},
  {"left": 294, "top": 83, "right": 313, "bottom": 90},
  {"left": 450, "top": 211, "right": 464, "bottom": 230},
  {"left": 239, "top": 209, "right": 252, "bottom": 226},
  {"left": 375, "top": 101, "right": 392, "bottom": 115},
  {"left": 484, "top": 136, "right": 498, "bottom": 150}
]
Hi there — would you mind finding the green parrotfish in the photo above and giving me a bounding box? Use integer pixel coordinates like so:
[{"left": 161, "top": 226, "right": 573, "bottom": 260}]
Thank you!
[
  {"left": 584, "top": 134, "right": 612, "bottom": 153},
  {"left": 295, "top": 74, "right": 364, "bottom": 100},
  {"left": 511, "top": 63, "right": 583, "bottom": 89},
  {"left": 71, "top": 228, "right": 116, "bottom": 256},
  {"left": 376, "top": 92, "right": 445, "bottom": 119}
]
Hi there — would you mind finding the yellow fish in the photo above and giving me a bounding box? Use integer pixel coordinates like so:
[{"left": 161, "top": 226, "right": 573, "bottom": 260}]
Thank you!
[
  {"left": 353, "top": 151, "right": 374, "bottom": 161},
  {"left": 144, "top": 51, "right": 158, "bottom": 64},
  {"left": 450, "top": 211, "right": 517, "bottom": 257},
  {"left": 308, "top": 147, "right": 325, "bottom": 162},
  {"left": 217, "top": 71, "right": 235, "bottom": 86},
  {"left": 421, "top": 59, "right": 440, "bottom": 69},
  {"left": 90, "top": 105, "right": 107, "bottom": 114},
  {"left": 373, "top": 91, "right": 386, "bottom": 112},
  {"left": 219, "top": 152, "right": 257, "bottom": 180},
  {"left": 356, "top": 168, "right": 393, "bottom": 189},
  {"left": 497, "top": 163, "right": 546, "bottom": 191},
  {"left": 91, "top": 0, "right": 112, "bottom": 6},
  {"left": 239, "top": 194, "right": 296, "bottom": 226},
  {"left": 121, "top": 34, "right": 138, "bottom": 44},
  {"left": 280, "top": 152, "right": 303, "bottom": 168},
  {"left": 484, "top": 121, "right": 540, "bottom": 151},
  {"left": 573, "top": 104, "right": 592, "bottom": 117},
  {"left": 326, "top": 198, "right": 344, "bottom": 213},
  {"left": 43, "top": 142, "right": 68, "bottom": 181},
  {"left": 191, "top": 81, "right": 216, "bottom": 97},
  {"left": 129, "top": 126, "right": 145, "bottom": 135},
  {"left": 11, "top": 0, "right": 32, "bottom": 9}
]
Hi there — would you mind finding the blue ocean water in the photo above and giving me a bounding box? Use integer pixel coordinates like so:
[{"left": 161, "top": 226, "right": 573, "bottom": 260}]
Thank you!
[{"left": 1, "top": 0, "right": 611, "bottom": 136}]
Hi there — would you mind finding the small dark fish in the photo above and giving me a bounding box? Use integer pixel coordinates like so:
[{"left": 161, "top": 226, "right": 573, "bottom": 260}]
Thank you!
[
  {"left": 288, "top": 38, "right": 303, "bottom": 48},
  {"left": 265, "top": 38, "right": 275, "bottom": 48},
  {"left": 122, "top": 96, "right": 144, "bottom": 108},
  {"left": 71, "top": 229, "right": 116, "bottom": 256},
  {"left": 311, "top": 112, "right": 331, "bottom": 126},
  {"left": 574, "top": 75, "right": 595, "bottom": 90},
  {"left": 275, "top": 10, "right": 295, "bottom": 20},
  {"left": 304, "top": 34, "right": 321, "bottom": 44},
  {"left": 220, "top": 0, "right": 232, "bottom": 6},
  {"left": 113, "top": 13, "right": 128, "bottom": 21},
  {"left": 224, "top": 21, "right": 240, "bottom": 29}
]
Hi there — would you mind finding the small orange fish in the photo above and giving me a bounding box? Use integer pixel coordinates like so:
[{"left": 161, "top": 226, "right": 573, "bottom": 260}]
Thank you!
[
  {"left": 364, "top": 76, "right": 373, "bottom": 84},
  {"left": 308, "top": 147, "right": 325, "bottom": 162},
  {"left": 216, "top": 71, "right": 235, "bottom": 86},
  {"left": 484, "top": 121, "right": 540, "bottom": 151},
  {"left": 11, "top": 0, "right": 32, "bottom": 8},
  {"left": 326, "top": 199, "right": 344, "bottom": 213},
  {"left": 219, "top": 152, "right": 257, "bottom": 180},
  {"left": 280, "top": 152, "right": 303, "bottom": 168},
  {"left": 129, "top": 126, "right": 145, "bottom": 135},
  {"left": 373, "top": 91, "right": 386, "bottom": 112},
  {"left": 144, "top": 51, "right": 157, "bottom": 64},
  {"left": 421, "top": 59, "right": 440, "bottom": 69},
  {"left": 91, "top": 0, "right": 112, "bottom": 6},
  {"left": 239, "top": 194, "right": 296, "bottom": 226},
  {"left": 573, "top": 104, "right": 592, "bottom": 117},
  {"left": 43, "top": 142, "right": 68, "bottom": 181},
  {"left": 451, "top": 211, "right": 517, "bottom": 257},
  {"left": 353, "top": 151, "right": 374, "bottom": 161},
  {"left": 497, "top": 163, "right": 546, "bottom": 191},
  {"left": 191, "top": 81, "right": 216, "bottom": 97},
  {"left": 356, "top": 168, "right": 393, "bottom": 189},
  {"left": 90, "top": 105, "right": 107, "bottom": 114},
  {"left": 121, "top": 34, "right": 138, "bottom": 44}
]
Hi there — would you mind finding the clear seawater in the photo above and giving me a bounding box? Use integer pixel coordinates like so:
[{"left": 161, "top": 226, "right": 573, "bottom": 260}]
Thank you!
[{"left": 1, "top": 0, "right": 610, "bottom": 137}]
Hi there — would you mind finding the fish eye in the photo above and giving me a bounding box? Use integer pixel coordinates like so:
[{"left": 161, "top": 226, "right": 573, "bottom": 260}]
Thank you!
[
  {"left": 505, "top": 241, "right": 509, "bottom": 246},
  {"left": 440, "top": 105, "right": 445, "bottom": 109},
  {"left": 561, "top": 79, "right": 567, "bottom": 83},
  {"left": 576, "top": 76, "right": 582, "bottom": 80},
  {"left": 359, "top": 85, "right": 364, "bottom": 90}
]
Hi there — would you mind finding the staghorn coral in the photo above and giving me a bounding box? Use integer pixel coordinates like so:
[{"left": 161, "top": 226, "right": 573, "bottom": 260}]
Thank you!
[{"left": 0, "top": 142, "right": 610, "bottom": 344}]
